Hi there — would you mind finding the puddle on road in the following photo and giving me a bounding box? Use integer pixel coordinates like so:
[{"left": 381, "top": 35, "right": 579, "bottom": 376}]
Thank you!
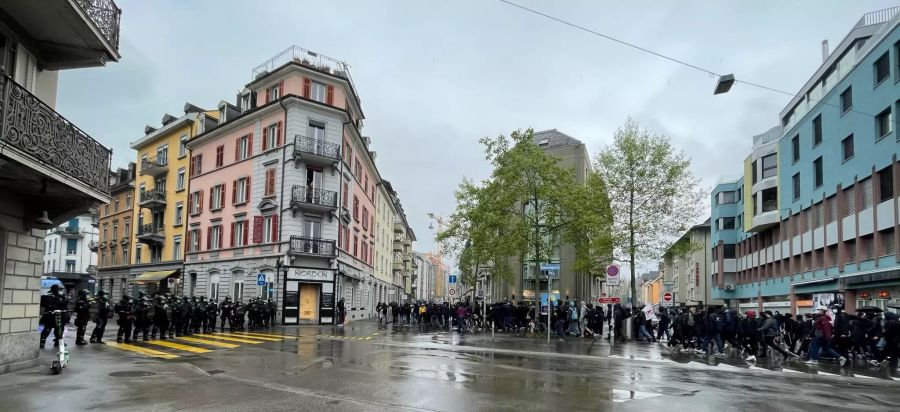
[{"left": 609, "top": 389, "right": 662, "bottom": 403}]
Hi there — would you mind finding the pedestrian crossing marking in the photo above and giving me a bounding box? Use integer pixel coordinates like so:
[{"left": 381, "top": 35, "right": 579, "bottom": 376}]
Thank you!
[
  {"left": 177, "top": 336, "right": 240, "bottom": 348},
  {"left": 365, "top": 337, "right": 372, "bottom": 340},
  {"left": 143, "top": 339, "right": 213, "bottom": 354},
  {"left": 212, "top": 332, "right": 282, "bottom": 341},
  {"left": 195, "top": 334, "right": 266, "bottom": 344},
  {"left": 236, "top": 331, "right": 300, "bottom": 340},
  {"left": 105, "top": 342, "right": 180, "bottom": 359}
]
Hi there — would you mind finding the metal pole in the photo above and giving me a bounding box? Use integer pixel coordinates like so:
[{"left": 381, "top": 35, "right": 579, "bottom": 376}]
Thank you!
[{"left": 546, "top": 273, "right": 551, "bottom": 344}]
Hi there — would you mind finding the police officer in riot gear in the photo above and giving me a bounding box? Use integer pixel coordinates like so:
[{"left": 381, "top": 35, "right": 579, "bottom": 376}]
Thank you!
[
  {"left": 115, "top": 295, "right": 136, "bottom": 343},
  {"left": 132, "top": 292, "right": 152, "bottom": 341},
  {"left": 180, "top": 296, "right": 193, "bottom": 336},
  {"left": 73, "top": 289, "right": 91, "bottom": 345},
  {"left": 90, "top": 290, "right": 113, "bottom": 343},
  {"left": 219, "top": 296, "right": 233, "bottom": 332},
  {"left": 39, "top": 284, "right": 69, "bottom": 348},
  {"left": 166, "top": 294, "right": 177, "bottom": 338},
  {"left": 151, "top": 295, "right": 169, "bottom": 339},
  {"left": 205, "top": 298, "right": 218, "bottom": 333}
]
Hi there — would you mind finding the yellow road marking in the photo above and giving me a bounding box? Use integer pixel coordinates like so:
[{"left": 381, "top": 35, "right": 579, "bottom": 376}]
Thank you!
[
  {"left": 213, "top": 332, "right": 282, "bottom": 341},
  {"left": 176, "top": 336, "right": 240, "bottom": 348},
  {"left": 105, "top": 342, "right": 180, "bottom": 359},
  {"left": 365, "top": 337, "right": 373, "bottom": 340},
  {"left": 235, "top": 331, "right": 300, "bottom": 340},
  {"left": 144, "top": 340, "right": 213, "bottom": 354},
  {"left": 195, "top": 334, "right": 265, "bottom": 344}
]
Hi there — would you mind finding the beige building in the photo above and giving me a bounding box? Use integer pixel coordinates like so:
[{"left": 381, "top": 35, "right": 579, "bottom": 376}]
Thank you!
[{"left": 662, "top": 219, "right": 722, "bottom": 307}]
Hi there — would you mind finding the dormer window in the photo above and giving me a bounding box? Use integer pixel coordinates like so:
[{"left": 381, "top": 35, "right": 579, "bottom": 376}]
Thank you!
[
  {"left": 218, "top": 106, "right": 227, "bottom": 124},
  {"left": 311, "top": 81, "right": 327, "bottom": 103},
  {"left": 197, "top": 115, "right": 205, "bottom": 134},
  {"left": 240, "top": 93, "right": 252, "bottom": 112},
  {"left": 268, "top": 84, "right": 280, "bottom": 102}
]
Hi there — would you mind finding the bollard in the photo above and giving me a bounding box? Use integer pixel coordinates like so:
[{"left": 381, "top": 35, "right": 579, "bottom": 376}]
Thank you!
[{"left": 491, "top": 321, "right": 495, "bottom": 340}]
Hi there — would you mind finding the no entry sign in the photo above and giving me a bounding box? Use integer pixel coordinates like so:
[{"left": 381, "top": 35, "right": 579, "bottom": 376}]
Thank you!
[
  {"left": 606, "top": 264, "right": 620, "bottom": 286},
  {"left": 661, "top": 292, "right": 673, "bottom": 307}
]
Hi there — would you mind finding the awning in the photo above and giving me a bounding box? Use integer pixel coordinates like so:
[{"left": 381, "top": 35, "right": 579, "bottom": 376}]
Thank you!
[
  {"left": 791, "top": 277, "right": 839, "bottom": 294},
  {"left": 134, "top": 270, "right": 178, "bottom": 283}
]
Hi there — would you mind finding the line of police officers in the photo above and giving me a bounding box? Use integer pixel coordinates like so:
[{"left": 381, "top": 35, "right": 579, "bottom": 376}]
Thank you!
[{"left": 38, "top": 285, "right": 277, "bottom": 347}]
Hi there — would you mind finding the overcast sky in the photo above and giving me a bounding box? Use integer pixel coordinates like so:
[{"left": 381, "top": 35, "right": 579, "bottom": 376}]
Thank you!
[{"left": 58, "top": 0, "right": 898, "bottom": 271}]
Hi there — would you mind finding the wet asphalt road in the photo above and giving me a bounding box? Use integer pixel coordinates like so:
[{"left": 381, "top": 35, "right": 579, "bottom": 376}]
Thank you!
[{"left": 0, "top": 321, "right": 897, "bottom": 411}]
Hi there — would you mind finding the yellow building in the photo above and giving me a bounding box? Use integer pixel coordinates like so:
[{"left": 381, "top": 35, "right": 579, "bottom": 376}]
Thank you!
[
  {"left": 126, "top": 105, "right": 218, "bottom": 294},
  {"left": 642, "top": 275, "right": 663, "bottom": 306}
]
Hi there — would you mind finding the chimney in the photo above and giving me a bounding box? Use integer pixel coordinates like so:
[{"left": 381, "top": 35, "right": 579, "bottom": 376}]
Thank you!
[{"left": 821, "top": 39, "right": 829, "bottom": 62}]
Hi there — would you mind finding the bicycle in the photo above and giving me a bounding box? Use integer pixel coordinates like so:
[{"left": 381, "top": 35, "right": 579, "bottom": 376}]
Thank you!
[{"left": 44, "top": 310, "right": 71, "bottom": 375}]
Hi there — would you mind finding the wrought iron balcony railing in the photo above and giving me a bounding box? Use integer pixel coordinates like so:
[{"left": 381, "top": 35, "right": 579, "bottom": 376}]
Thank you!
[
  {"left": 73, "top": 0, "right": 122, "bottom": 51},
  {"left": 0, "top": 74, "right": 111, "bottom": 195},
  {"left": 140, "top": 155, "right": 168, "bottom": 175},
  {"left": 139, "top": 189, "right": 166, "bottom": 204},
  {"left": 294, "top": 136, "right": 340, "bottom": 160},
  {"left": 137, "top": 223, "right": 164, "bottom": 236},
  {"left": 289, "top": 236, "right": 336, "bottom": 257},
  {"left": 291, "top": 186, "right": 338, "bottom": 208}
]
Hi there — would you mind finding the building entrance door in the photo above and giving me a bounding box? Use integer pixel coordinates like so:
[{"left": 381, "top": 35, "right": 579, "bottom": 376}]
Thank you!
[
  {"left": 299, "top": 283, "right": 320, "bottom": 322},
  {"left": 283, "top": 281, "right": 299, "bottom": 324}
]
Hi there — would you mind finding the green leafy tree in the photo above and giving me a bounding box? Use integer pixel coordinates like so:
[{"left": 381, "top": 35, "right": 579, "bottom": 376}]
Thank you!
[{"left": 595, "top": 118, "right": 706, "bottom": 306}]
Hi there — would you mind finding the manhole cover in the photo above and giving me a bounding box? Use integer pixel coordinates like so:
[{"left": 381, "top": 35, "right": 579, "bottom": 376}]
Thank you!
[{"left": 109, "top": 371, "right": 156, "bottom": 378}]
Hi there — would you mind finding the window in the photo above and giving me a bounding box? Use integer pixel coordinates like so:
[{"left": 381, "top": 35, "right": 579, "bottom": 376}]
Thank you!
[
  {"left": 720, "top": 217, "right": 735, "bottom": 230},
  {"left": 862, "top": 177, "right": 874, "bottom": 209},
  {"left": 882, "top": 229, "right": 896, "bottom": 257},
  {"left": 210, "top": 184, "right": 224, "bottom": 210},
  {"left": 209, "top": 273, "right": 220, "bottom": 301},
  {"left": 353, "top": 195, "right": 359, "bottom": 220},
  {"left": 354, "top": 160, "right": 362, "bottom": 178},
  {"left": 311, "top": 81, "right": 327, "bottom": 103},
  {"left": 262, "top": 215, "right": 278, "bottom": 243},
  {"left": 846, "top": 186, "right": 857, "bottom": 216},
  {"left": 240, "top": 93, "right": 252, "bottom": 111},
  {"left": 66, "top": 260, "right": 76, "bottom": 272},
  {"left": 66, "top": 239, "right": 77, "bottom": 255},
  {"left": 263, "top": 123, "right": 278, "bottom": 151},
  {"left": 879, "top": 166, "right": 894, "bottom": 202},
  {"left": 813, "top": 157, "right": 823, "bottom": 188},
  {"left": 791, "top": 135, "right": 800, "bottom": 163},
  {"left": 190, "top": 191, "right": 203, "bottom": 215},
  {"left": 792, "top": 173, "right": 801, "bottom": 200},
  {"left": 216, "top": 145, "right": 224, "bottom": 167},
  {"left": 237, "top": 135, "right": 251, "bottom": 160},
  {"left": 232, "top": 271, "right": 245, "bottom": 301},
  {"left": 135, "top": 245, "right": 142, "bottom": 264},
  {"left": 268, "top": 84, "right": 280, "bottom": 102},
  {"left": 723, "top": 244, "right": 736, "bottom": 259},
  {"left": 155, "top": 177, "right": 166, "bottom": 192},
  {"left": 874, "top": 52, "right": 890, "bottom": 86},
  {"left": 761, "top": 154, "right": 777, "bottom": 179},
  {"left": 761, "top": 188, "right": 777, "bottom": 213},
  {"left": 173, "top": 236, "right": 181, "bottom": 260},
  {"left": 353, "top": 234, "right": 358, "bottom": 256},
  {"left": 126, "top": 193, "right": 132, "bottom": 208},
  {"left": 876, "top": 107, "right": 893, "bottom": 138},
  {"left": 840, "top": 87, "right": 852, "bottom": 114},
  {"left": 842, "top": 134, "right": 854, "bottom": 162},
  {"left": 233, "top": 220, "right": 248, "bottom": 247},
  {"left": 179, "top": 135, "right": 188, "bottom": 157},
  {"left": 156, "top": 144, "right": 168, "bottom": 165},
  {"left": 264, "top": 168, "right": 276, "bottom": 197},
  {"left": 362, "top": 208, "right": 369, "bottom": 230},
  {"left": 189, "top": 228, "right": 201, "bottom": 252},
  {"left": 308, "top": 121, "right": 325, "bottom": 141},
  {"left": 124, "top": 221, "right": 130, "bottom": 238},
  {"left": 812, "top": 115, "right": 822, "bottom": 147},
  {"left": 190, "top": 154, "right": 202, "bottom": 176},
  {"left": 114, "top": 198, "right": 119, "bottom": 212},
  {"left": 122, "top": 248, "right": 127, "bottom": 265},
  {"left": 234, "top": 177, "right": 249, "bottom": 204},
  {"left": 343, "top": 183, "right": 349, "bottom": 208},
  {"left": 174, "top": 202, "right": 184, "bottom": 226},
  {"left": 208, "top": 225, "right": 222, "bottom": 250}
]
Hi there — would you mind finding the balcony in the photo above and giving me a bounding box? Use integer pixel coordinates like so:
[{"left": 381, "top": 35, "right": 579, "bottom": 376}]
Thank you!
[
  {"left": 140, "top": 156, "right": 168, "bottom": 177},
  {"left": 288, "top": 236, "right": 336, "bottom": 258},
  {"left": 290, "top": 185, "right": 338, "bottom": 218},
  {"left": 0, "top": 0, "right": 121, "bottom": 69},
  {"left": 91, "top": 213, "right": 99, "bottom": 227},
  {"left": 394, "top": 222, "right": 404, "bottom": 234},
  {"left": 393, "top": 260, "right": 404, "bottom": 272},
  {"left": 98, "top": 240, "right": 106, "bottom": 249},
  {"left": 0, "top": 74, "right": 111, "bottom": 224},
  {"left": 88, "top": 240, "right": 98, "bottom": 251},
  {"left": 136, "top": 223, "right": 164, "bottom": 244},
  {"left": 293, "top": 136, "right": 340, "bottom": 172},
  {"left": 138, "top": 189, "right": 166, "bottom": 209},
  {"left": 393, "top": 238, "right": 403, "bottom": 252},
  {"left": 57, "top": 226, "right": 84, "bottom": 238}
]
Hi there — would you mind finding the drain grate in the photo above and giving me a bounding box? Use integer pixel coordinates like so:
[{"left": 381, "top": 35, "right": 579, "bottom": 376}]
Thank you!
[{"left": 109, "top": 371, "right": 156, "bottom": 378}]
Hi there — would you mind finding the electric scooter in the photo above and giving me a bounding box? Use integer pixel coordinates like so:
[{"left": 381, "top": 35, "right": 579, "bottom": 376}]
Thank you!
[{"left": 45, "top": 309, "right": 70, "bottom": 375}]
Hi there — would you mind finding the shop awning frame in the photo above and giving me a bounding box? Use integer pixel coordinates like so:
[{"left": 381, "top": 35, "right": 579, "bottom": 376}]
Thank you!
[{"left": 134, "top": 270, "right": 179, "bottom": 283}]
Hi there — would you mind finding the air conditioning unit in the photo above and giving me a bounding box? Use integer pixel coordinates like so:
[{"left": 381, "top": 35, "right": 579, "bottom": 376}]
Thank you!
[{"left": 724, "top": 283, "right": 735, "bottom": 291}]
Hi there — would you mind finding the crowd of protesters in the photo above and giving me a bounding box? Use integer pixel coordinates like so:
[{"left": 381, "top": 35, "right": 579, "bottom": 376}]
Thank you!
[{"left": 371, "top": 298, "right": 899, "bottom": 372}]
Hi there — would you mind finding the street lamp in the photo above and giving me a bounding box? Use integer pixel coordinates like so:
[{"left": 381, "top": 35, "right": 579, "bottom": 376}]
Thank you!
[{"left": 714, "top": 74, "right": 735, "bottom": 95}]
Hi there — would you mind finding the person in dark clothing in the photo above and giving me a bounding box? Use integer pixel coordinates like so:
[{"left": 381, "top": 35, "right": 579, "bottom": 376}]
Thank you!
[
  {"left": 782, "top": 313, "right": 798, "bottom": 351},
  {"left": 758, "top": 311, "right": 794, "bottom": 361},
  {"left": 705, "top": 309, "right": 724, "bottom": 356},
  {"left": 612, "top": 304, "right": 625, "bottom": 343},
  {"left": 657, "top": 310, "right": 671, "bottom": 342},
  {"left": 90, "top": 290, "right": 113, "bottom": 343},
  {"left": 337, "top": 298, "right": 346, "bottom": 326},
  {"left": 722, "top": 309, "right": 739, "bottom": 350},
  {"left": 115, "top": 295, "right": 136, "bottom": 343},
  {"left": 882, "top": 312, "right": 899, "bottom": 373},
  {"left": 73, "top": 289, "right": 91, "bottom": 345},
  {"left": 741, "top": 311, "right": 759, "bottom": 361},
  {"left": 692, "top": 309, "right": 707, "bottom": 353},
  {"left": 39, "top": 284, "right": 69, "bottom": 348}
]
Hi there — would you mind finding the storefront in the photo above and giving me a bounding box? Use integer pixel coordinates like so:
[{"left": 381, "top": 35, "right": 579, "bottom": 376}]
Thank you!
[
  {"left": 133, "top": 269, "right": 180, "bottom": 296},
  {"left": 282, "top": 266, "right": 335, "bottom": 325}
]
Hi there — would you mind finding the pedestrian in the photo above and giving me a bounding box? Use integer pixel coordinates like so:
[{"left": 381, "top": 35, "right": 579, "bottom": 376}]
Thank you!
[
  {"left": 758, "top": 311, "right": 795, "bottom": 361},
  {"left": 566, "top": 301, "right": 581, "bottom": 336},
  {"left": 39, "top": 284, "right": 68, "bottom": 348},
  {"left": 657, "top": 309, "right": 671, "bottom": 342},
  {"left": 805, "top": 308, "right": 848, "bottom": 367},
  {"left": 73, "top": 289, "right": 91, "bottom": 345},
  {"left": 90, "top": 289, "right": 113, "bottom": 344},
  {"left": 337, "top": 298, "right": 346, "bottom": 326}
]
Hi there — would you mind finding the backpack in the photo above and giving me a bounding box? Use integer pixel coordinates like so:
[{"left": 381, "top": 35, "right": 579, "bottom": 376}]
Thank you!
[{"left": 570, "top": 307, "right": 578, "bottom": 321}]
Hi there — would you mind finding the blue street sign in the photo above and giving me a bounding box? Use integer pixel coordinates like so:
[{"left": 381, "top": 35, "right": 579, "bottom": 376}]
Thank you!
[
  {"left": 257, "top": 273, "right": 267, "bottom": 286},
  {"left": 448, "top": 275, "right": 457, "bottom": 284},
  {"left": 540, "top": 263, "right": 560, "bottom": 271}
]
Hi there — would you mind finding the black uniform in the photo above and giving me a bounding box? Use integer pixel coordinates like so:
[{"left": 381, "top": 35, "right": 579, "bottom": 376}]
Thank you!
[
  {"left": 192, "top": 297, "right": 206, "bottom": 334},
  {"left": 219, "top": 297, "right": 233, "bottom": 332},
  {"left": 232, "top": 302, "right": 246, "bottom": 331},
  {"left": 205, "top": 300, "right": 218, "bottom": 333},
  {"left": 39, "top": 285, "right": 69, "bottom": 348},
  {"left": 115, "top": 296, "right": 136, "bottom": 343},
  {"left": 73, "top": 290, "right": 91, "bottom": 345},
  {"left": 268, "top": 299, "right": 277, "bottom": 326},
  {"left": 132, "top": 295, "right": 153, "bottom": 341},
  {"left": 180, "top": 297, "right": 193, "bottom": 336},
  {"left": 90, "top": 290, "right": 113, "bottom": 343},
  {"left": 151, "top": 296, "right": 170, "bottom": 339}
]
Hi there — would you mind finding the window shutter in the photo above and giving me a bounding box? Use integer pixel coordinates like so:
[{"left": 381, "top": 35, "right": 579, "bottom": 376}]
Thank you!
[
  {"left": 209, "top": 188, "right": 214, "bottom": 210},
  {"left": 326, "top": 85, "right": 334, "bottom": 105},
  {"left": 278, "top": 80, "right": 284, "bottom": 98},
  {"left": 243, "top": 221, "right": 249, "bottom": 245},
  {"left": 235, "top": 138, "right": 240, "bottom": 160},
  {"left": 262, "top": 126, "right": 269, "bottom": 151},
  {"left": 219, "top": 227, "right": 224, "bottom": 249},
  {"left": 232, "top": 180, "right": 237, "bottom": 204},
  {"left": 276, "top": 121, "right": 283, "bottom": 146},
  {"left": 186, "top": 230, "right": 192, "bottom": 252},
  {"left": 248, "top": 133, "right": 253, "bottom": 156},
  {"left": 265, "top": 87, "right": 271, "bottom": 103},
  {"left": 271, "top": 214, "right": 279, "bottom": 241},
  {"left": 187, "top": 192, "right": 193, "bottom": 214},
  {"left": 253, "top": 216, "right": 264, "bottom": 243},
  {"left": 303, "top": 78, "right": 311, "bottom": 98},
  {"left": 230, "top": 222, "right": 235, "bottom": 247},
  {"left": 246, "top": 178, "right": 251, "bottom": 203},
  {"left": 198, "top": 192, "right": 203, "bottom": 212},
  {"left": 206, "top": 227, "right": 212, "bottom": 250}
]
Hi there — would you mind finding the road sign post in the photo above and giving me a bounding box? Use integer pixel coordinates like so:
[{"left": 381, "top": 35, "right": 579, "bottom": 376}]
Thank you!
[
  {"left": 661, "top": 292, "right": 674, "bottom": 307},
  {"left": 606, "top": 264, "right": 620, "bottom": 286},
  {"left": 257, "top": 273, "right": 267, "bottom": 286}
]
